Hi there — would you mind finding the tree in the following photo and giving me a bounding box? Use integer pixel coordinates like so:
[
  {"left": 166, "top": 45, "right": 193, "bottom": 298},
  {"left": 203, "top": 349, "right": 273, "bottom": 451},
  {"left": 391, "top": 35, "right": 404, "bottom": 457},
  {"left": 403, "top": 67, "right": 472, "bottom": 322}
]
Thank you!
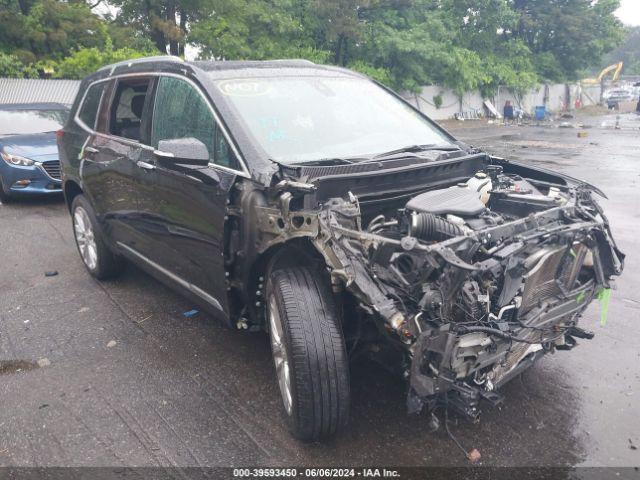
[
  {"left": 0, "top": 52, "right": 38, "bottom": 78},
  {"left": 434, "top": 0, "right": 538, "bottom": 97},
  {"left": 50, "top": 40, "right": 156, "bottom": 79},
  {"left": 509, "top": 0, "right": 624, "bottom": 81},
  {"left": 0, "top": 0, "right": 627, "bottom": 93},
  {"left": 600, "top": 26, "right": 640, "bottom": 75},
  {"left": 189, "top": 0, "right": 321, "bottom": 60},
  {"left": 107, "top": 0, "right": 214, "bottom": 55},
  {"left": 0, "top": 0, "right": 109, "bottom": 64},
  {"left": 310, "top": 0, "right": 372, "bottom": 65}
]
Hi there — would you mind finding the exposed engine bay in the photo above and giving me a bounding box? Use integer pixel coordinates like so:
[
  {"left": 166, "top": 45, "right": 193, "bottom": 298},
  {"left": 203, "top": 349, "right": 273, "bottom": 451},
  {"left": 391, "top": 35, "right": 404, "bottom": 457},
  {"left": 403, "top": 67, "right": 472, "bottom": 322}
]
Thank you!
[{"left": 237, "top": 153, "right": 624, "bottom": 420}]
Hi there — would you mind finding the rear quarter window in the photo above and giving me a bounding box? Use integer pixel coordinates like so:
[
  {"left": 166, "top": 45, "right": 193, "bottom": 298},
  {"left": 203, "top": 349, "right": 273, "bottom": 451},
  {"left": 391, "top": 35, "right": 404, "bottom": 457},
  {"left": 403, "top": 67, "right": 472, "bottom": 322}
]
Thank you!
[{"left": 78, "top": 83, "right": 105, "bottom": 130}]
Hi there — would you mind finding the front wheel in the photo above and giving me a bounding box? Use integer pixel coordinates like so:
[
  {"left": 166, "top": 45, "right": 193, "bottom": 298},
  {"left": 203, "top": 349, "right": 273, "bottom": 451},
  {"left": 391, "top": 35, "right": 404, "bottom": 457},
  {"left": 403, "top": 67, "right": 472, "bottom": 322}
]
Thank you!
[
  {"left": 71, "top": 194, "right": 125, "bottom": 279},
  {"left": 266, "top": 266, "right": 350, "bottom": 441}
]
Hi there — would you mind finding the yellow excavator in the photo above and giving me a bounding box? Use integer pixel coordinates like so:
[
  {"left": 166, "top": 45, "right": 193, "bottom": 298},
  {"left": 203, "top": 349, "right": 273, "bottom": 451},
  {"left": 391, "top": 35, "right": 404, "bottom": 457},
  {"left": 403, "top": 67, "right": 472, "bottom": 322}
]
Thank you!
[{"left": 582, "top": 62, "right": 624, "bottom": 85}]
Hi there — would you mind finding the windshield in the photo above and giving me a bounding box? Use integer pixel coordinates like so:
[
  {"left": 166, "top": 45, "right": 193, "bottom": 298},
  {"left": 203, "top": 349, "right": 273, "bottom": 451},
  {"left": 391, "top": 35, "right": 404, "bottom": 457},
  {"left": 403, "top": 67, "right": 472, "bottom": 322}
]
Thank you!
[
  {"left": 0, "top": 109, "right": 69, "bottom": 135},
  {"left": 215, "top": 76, "right": 454, "bottom": 164}
]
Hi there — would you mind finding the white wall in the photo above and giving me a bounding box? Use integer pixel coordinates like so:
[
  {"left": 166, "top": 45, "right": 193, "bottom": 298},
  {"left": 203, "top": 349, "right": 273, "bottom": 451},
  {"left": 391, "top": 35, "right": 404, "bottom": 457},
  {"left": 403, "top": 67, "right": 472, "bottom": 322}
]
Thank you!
[{"left": 403, "top": 82, "right": 603, "bottom": 120}]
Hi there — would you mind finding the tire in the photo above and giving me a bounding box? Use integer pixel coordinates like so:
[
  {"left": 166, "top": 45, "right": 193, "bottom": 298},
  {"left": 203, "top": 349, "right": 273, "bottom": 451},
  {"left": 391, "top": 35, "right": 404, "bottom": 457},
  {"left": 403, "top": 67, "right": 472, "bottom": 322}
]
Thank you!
[
  {"left": 266, "top": 266, "right": 350, "bottom": 441},
  {"left": 71, "top": 194, "right": 125, "bottom": 280}
]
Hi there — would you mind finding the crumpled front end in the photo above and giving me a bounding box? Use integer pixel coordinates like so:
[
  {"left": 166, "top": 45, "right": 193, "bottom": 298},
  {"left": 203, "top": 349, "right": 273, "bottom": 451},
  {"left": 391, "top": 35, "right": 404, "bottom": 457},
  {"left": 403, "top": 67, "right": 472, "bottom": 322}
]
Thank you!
[{"left": 307, "top": 162, "right": 624, "bottom": 419}]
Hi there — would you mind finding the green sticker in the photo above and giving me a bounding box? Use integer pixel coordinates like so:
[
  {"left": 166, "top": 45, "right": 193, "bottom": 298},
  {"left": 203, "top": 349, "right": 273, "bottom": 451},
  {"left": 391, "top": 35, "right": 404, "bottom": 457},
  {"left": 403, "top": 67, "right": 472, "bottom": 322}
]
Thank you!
[{"left": 596, "top": 288, "right": 612, "bottom": 326}]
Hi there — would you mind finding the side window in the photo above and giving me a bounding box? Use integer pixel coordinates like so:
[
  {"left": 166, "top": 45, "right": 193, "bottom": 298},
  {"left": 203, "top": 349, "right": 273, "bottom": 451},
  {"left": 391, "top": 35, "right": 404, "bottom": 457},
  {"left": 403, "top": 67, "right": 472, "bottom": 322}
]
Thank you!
[
  {"left": 151, "top": 76, "right": 240, "bottom": 170},
  {"left": 107, "top": 78, "right": 152, "bottom": 142},
  {"left": 78, "top": 83, "right": 105, "bottom": 130}
]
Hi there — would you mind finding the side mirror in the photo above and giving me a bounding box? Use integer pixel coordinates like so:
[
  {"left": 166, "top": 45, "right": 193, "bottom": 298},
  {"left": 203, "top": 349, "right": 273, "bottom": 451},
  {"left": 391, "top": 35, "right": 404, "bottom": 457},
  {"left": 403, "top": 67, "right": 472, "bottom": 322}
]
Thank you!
[{"left": 155, "top": 137, "right": 210, "bottom": 166}]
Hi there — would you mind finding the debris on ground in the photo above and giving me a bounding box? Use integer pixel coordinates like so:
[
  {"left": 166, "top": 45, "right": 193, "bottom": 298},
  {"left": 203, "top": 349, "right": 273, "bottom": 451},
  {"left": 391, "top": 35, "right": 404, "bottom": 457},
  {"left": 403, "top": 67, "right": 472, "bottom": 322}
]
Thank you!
[
  {"left": 630, "top": 439, "right": 638, "bottom": 450},
  {"left": 44, "top": 271, "right": 58, "bottom": 277},
  {"left": 78, "top": 307, "right": 90, "bottom": 313},
  {"left": 37, "top": 358, "right": 51, "bottom": 368},
  {"left": 444, "top": 403, "right": 482, "bottom": 465},
  {"left": 577, "top": 131, "right": 588, "bottom": 138},
  {"left": 428, "top": 413, "right": 440, "bottom": 432},
  {"left": 468, "top": 448, "right": 482, "bottom": 464},
  {"left": 106, "top": 340, "right": 117, "bottom": 348},
  {"left": 183, "top": 309, "right": 199, "bottom": 318},
  {"left": 135, "top": 314, "right": 152, "bottom": 324},
  {"left": 236, "top": 318, "right": 249, "bottom": 329},
  {"left": 0, "top": 360, "right": 39, "bottom": 374}
]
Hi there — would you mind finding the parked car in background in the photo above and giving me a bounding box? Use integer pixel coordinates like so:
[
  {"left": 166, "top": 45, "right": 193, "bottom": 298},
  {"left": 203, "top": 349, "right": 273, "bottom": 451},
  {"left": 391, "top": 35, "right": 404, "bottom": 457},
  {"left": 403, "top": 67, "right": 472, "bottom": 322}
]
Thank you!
[
  {"left": 605, "top": 89, "right": 636, "bottom": 110},
  {"left": 0, "top": 103, "right": 68, "bottom": 202},
  {"left": 58, "top": 57, "right": 624, "bottom": 441}
]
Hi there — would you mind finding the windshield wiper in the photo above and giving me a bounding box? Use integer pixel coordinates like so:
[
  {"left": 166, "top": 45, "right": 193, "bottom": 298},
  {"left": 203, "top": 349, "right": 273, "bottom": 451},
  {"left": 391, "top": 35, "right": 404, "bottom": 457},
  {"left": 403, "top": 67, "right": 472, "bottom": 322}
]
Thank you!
[
  {"left": 284, "top": 145, "right": 460, "bottom": 167},
  {"left": 372, "top": 144, "right": 461, "bottom": 160}
]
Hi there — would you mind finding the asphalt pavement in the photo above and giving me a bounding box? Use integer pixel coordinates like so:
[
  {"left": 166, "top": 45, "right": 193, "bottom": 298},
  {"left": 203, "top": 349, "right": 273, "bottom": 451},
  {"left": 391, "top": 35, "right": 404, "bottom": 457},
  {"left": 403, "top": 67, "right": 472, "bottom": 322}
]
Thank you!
[{"left": 1, "top": 112, "right": 639, "bottom": 468}]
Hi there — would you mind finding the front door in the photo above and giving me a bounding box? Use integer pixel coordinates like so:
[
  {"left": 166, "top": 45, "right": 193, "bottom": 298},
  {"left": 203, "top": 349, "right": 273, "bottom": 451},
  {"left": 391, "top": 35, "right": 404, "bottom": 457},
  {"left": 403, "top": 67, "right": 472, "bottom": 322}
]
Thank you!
[{"left": 135, "top": 75, "right": 243, "bottom": 316}]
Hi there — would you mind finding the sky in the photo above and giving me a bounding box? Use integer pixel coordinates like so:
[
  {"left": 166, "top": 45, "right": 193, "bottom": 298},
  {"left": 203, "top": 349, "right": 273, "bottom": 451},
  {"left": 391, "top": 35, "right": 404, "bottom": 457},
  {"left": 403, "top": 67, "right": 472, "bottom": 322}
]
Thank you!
[{"left": 617, "top": 0, "right": 640, "bottom": 26}]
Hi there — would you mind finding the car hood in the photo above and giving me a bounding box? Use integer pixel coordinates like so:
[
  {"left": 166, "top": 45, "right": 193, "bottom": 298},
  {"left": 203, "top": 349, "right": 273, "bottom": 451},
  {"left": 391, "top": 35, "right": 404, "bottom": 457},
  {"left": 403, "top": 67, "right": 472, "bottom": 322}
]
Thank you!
[{"left": 0, "top": 132, "right": 59, "bottom": 161}]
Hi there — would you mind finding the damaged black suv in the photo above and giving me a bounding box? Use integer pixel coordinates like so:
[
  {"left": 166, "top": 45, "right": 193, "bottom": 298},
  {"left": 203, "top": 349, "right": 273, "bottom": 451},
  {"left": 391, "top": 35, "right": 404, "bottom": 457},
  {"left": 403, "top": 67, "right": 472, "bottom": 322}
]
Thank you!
[{"left": 58, "top": 57, "right": 624, "bottom": 441}]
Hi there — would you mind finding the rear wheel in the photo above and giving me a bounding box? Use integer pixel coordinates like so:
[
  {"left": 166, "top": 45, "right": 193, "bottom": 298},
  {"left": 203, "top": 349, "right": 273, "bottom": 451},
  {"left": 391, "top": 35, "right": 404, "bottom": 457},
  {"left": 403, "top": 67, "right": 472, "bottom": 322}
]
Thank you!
[
  {"left": 266, "top": 266, "right": 350, "bottom": 441},
  {"left": 71, "top": 194, "right": 125, "bottom": 279}
]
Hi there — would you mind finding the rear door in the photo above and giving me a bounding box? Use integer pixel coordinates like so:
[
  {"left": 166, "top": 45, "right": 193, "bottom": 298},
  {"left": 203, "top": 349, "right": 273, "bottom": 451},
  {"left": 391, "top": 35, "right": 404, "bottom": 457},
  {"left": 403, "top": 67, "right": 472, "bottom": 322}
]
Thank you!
[
  {"left": 80, "top": 76, "right": 155, "bottom": 246},
  {"left": 135, "top": 75, "right": 244, "bottom": 316}
]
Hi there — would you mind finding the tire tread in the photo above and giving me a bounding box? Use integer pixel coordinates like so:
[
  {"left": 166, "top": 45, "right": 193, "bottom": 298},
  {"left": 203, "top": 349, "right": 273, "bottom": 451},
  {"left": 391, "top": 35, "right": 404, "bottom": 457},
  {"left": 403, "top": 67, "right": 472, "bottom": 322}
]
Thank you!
[{"left": 269, "top": 266, "right": 349, "bottom": 441}]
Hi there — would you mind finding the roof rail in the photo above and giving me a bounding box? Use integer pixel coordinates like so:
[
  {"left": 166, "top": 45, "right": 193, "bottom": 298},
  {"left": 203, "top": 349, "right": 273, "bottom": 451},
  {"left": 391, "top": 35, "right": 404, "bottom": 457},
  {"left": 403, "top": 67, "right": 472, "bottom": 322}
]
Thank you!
[
  {"left": 271, "top": 59, "right": 315, "bottom": 65},
  {"left": 99, "top": 55, "right": 183, "bottom": 73}
]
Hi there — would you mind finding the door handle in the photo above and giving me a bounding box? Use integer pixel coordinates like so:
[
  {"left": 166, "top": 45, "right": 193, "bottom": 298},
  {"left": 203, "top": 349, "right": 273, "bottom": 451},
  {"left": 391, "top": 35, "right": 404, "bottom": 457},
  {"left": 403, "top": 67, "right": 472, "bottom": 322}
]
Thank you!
[
  {"left": 84, "top": 146, "right": 99, "bottom": 154},
  {"left": 137, "top": 160, "right": 156, "bottom": 171}
]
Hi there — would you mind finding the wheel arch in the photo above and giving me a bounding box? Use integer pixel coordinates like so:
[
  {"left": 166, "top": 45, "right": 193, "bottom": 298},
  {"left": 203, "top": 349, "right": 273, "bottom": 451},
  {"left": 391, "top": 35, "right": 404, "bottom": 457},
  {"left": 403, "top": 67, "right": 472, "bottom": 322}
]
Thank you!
[
  {"left": 241, "top": 237, "right": 331, "bottom": 328},
  {"left": 63, "top": 179, "right": 83, "bottom": 213}
]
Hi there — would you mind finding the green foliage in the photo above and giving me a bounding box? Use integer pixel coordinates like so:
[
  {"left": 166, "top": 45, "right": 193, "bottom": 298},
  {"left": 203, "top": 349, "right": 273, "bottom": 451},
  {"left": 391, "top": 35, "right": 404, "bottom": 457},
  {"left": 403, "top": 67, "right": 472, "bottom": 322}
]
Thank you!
[
  {"left": 601, "top": 26, "right": 640, "bottom": 75},
  {"left": 0, "top": 0, "right": 156, "bottom": 78},
  {"left": 348, "top": 60, "right": 393, "bottom": 86},
  {"left": 433, "top": 93, "right": 443, "bottom": 110},
  {"left": 480, "top": 42, "right": 539, "bottom": 97},
  {"left": 51, "top": 41, "right": 157, "bottom": 79},
  {"left": 0, "top": 0, "right": 108, "bottom": 61},
  {"left": 0, "top": 52, "right": 38, "bottom": 78},
  {"left": 0, "top": 0, "right": 626, "bottom": 98},
  {"left": 106, "top": 22, "right": 159, "bottom": 53},
  {"left": 348, "top": 6, "right": 455, "bottom": 92},
  {"left": 189, "top": 0, "right": 307, "bottom": 60},
  {"left": 509, "top": 0, "right": 624, "bottom": 81}
]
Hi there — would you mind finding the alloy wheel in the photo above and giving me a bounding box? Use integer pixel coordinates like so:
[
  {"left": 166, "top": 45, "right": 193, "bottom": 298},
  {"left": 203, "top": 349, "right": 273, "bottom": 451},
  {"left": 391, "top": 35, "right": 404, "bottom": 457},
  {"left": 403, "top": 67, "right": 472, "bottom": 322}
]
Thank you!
[
  {"left": 268, "top": 294, "right": 293, "bottom": 416},
  {"left": 73, "top": 206, "right": 98, "bottom": 270}
]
